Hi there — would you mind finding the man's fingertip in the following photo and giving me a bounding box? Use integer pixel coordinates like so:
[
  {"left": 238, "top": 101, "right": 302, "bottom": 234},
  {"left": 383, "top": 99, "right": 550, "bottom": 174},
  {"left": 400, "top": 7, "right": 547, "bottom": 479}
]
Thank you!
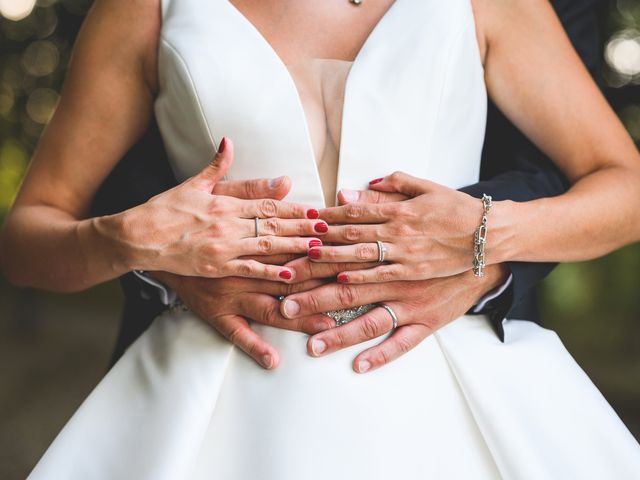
[
  {"left": 269, "top": 175, "right": 286, "bottom": 189},
  {"left": 340, "top": 189, "right": 360, "bottom": 203}
]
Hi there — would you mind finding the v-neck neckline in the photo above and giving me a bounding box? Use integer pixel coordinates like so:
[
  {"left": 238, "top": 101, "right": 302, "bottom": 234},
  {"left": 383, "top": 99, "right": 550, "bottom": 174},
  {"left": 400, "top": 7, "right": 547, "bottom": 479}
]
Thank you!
[{"left": 224, "top": 0, "right": 401, "bottom": 207}]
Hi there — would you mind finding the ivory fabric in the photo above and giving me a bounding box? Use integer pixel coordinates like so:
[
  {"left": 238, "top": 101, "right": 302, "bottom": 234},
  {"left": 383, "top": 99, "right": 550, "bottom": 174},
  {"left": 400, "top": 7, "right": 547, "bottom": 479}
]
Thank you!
[{"left": 29, "top": 0, "right": 640, "bottom": 479}]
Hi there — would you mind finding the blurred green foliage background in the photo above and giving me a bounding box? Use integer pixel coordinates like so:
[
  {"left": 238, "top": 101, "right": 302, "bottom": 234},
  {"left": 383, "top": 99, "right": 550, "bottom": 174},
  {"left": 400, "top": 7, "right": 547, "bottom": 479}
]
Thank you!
[{"left": 0, "top": 0, "right": 639, "bottom": 478}]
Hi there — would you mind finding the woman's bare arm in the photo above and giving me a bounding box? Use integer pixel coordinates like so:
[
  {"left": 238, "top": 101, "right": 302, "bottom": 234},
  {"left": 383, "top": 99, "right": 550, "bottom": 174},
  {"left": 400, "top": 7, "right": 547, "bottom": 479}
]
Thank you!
[
  {"left": 0, "top": 0, "right": 159, "bottom": 291},
  {"left": 477, "top": 0, "right": 640, "bottom": 263},
  {"left": 0, "top": 0, "right": 318, "bottom": 292}
]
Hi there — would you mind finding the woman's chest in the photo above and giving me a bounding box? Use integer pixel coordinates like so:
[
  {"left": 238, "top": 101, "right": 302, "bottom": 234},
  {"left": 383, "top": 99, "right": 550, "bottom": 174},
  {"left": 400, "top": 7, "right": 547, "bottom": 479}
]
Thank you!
[{"left": 228, "top": 0, "right": 396, "bottom": 64}]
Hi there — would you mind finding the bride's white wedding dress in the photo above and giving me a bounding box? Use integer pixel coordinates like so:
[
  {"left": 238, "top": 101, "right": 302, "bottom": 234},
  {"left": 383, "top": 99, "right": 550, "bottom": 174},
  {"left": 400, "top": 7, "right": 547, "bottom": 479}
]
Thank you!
[{"left": 29, "top": 0, "right": 640, "bottom": 478}]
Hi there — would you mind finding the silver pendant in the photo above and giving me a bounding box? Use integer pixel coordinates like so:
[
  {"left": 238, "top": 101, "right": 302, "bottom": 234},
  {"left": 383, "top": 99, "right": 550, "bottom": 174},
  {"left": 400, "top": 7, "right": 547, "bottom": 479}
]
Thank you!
[{"left": 349, "top": 0, "right": 363, "bottom": 5}]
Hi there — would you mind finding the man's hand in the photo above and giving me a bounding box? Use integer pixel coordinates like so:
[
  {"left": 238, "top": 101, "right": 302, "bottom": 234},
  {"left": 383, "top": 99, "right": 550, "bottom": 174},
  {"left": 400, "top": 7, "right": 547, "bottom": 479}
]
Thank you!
[
  {"left": 151, "top": 273, "right": 334, "bottom": 369},
  {"left": 278, "top": 264, "right": 509, "bottom": 374}
]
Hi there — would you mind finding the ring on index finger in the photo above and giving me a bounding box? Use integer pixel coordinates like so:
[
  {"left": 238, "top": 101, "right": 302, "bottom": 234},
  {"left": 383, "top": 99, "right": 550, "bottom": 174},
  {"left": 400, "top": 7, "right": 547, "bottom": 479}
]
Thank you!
[{"left": 254, "top": 217, "right": 261, "bottom": 237}]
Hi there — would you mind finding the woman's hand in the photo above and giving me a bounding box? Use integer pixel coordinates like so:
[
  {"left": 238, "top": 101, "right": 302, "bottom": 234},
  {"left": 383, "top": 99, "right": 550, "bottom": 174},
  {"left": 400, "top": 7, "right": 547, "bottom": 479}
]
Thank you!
[
  {"left": 309, "top": 172, "right": 493, "bottom": 283},
  {"left": 105, "top": 138, "right": 328, "bottom": 281}
]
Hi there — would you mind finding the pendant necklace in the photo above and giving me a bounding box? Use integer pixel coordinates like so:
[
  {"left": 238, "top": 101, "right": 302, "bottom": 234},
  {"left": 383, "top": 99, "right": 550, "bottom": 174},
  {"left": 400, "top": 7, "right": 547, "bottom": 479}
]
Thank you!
[{"left": 349, "top": 0, "right": 363, "bottom": 5}]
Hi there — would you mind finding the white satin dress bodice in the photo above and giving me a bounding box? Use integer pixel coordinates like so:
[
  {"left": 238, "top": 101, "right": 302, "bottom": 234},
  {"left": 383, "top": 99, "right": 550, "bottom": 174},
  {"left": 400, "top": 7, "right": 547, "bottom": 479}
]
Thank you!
[{"left": 28, "top": 1, "right": 640, "bottom": 479}]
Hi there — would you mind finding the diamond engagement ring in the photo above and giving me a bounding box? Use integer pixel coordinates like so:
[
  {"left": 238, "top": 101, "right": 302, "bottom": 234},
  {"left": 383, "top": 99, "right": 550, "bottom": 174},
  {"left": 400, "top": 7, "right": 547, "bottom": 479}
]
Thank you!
[
  {"left": 325, "top": 304, "right": 377, "bottom": 326},
  {"left": 376, "top": 240, "right": 387, "bottom": 263},
  {"left": 379, "top": 303, "right": 399, "bottom": 330}
]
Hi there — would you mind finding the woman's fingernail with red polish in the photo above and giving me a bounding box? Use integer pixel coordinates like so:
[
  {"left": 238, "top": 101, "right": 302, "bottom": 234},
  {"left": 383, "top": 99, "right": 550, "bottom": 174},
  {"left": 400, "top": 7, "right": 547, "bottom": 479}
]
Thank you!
[
  {"left": 218, "top": 137, "right": 227, "bottom": 154},
  {"left": 307, "top": 209, "right": 319, "bottom": 219},
  {"left": 309, "top": 239, "right": 323, "bottom": 248},
  {"left": 314, "top": 222, "right": 328, "bottom": 233},
  {"left": 279, "top": 270, "right": 292, "bottom": 280},
  {"left": 369, "top": 177, "right": 383, "bottom": 185},
  {"left": 337, "top": 273, "right": 349, "bottom": 283},
  {"left": 308, "top": 249, "right": 321, "bottom": 260}
]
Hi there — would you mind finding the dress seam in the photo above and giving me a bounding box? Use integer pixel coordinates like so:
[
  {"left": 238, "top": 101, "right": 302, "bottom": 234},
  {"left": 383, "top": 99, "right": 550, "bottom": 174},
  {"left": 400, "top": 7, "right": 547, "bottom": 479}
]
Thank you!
[
  {"left": 433, "top": 328, "right": 505, "bottom": 478},
  {"left": 158, "top": 36, "right": 222, "bottom": 163}
]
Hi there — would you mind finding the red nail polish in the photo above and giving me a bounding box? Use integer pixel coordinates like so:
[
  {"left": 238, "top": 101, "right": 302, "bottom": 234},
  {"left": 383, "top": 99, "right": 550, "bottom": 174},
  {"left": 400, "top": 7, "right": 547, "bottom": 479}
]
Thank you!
[
  {"left": 337, "top": 273, "right": 349, "bottom": 283},
  {"left": 218, "top": 137, "right": 227, "bottom": 154},
  {"left": 309, "top": 239, "right": 323, "bottom": 248},
  {"left": 279, "top": 270, "right": 292, "bottom": 280},
  {"left": 308, "top": 248, "right": 321, "bottom": 260},
  {"left": 307, "top": 209, "right": 319, "bottom": 219},
  {"left": 314, "top": 222, "right": 328, "bottom": 233},
  {"left": 369, "top": 177, "right": 383, "bottom": 185}
]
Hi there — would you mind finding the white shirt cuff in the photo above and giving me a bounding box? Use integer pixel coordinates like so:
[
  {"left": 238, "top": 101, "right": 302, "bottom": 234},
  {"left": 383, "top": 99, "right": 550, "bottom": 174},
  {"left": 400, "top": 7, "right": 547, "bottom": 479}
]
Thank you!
[
  {"left": 472, "top": 273, "right": 513, "bottom": 313},
  {"left": 133, "top": 270, "right": 178, "bottom": 306}
]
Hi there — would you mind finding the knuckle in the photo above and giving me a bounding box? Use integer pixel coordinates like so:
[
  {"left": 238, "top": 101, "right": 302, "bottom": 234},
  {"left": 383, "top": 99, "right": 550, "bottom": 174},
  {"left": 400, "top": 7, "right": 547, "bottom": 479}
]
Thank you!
[
  {"left": 262, "top": 218, "right": 279, "bottom": 235},
  {"left": 306, "top": 294, "right": 322, "bottom": 314},
  {"left": 244, "top": 180, "right": 260, "bottom": 198},
  {"left": 404, "top": 241, "right": 418, "bottom": 256},
  {"left": 209, "top": 221, "right": 226, "bottom": 237},
  {"left": 259, "top": 199, "right": 278, "bottom": 217},
  {"left": 207, "top": 196, "right": 224, "bottom": 215},
  {"left": 376, "top": 267, "right": 396, "bottom": 282},
  {"left": 343, "top": 226, "right": 362, "bottom": 242},
  {"left": 394, "top": 202, "right": 411, "bottom": 218},
  {"left": 284, "top": 282, "right": 298, "bottom": 296},
  {"left": 392, "top": 222, "right": 412, "bottom": 237},
  {"left": 236, "top": 263, "right": 253, "bottom": 277},
  {"left": 334, "top": 328, "right": 349, "bottom": 348},
  {"left": 336, "top": 284, "right": 358, "bottom": 306},
  {"left": 290, "top": 204, "right": 305, "bottom": 218},
  {"left": 257, "top": 237, "right": 274, "bottom": 254},
  {"left": 204, "top": 243, "right": 222, "bottom": 258},
  {"left": 296, "top": 221, "right": 307, "bottom": 236},
  {"left": 262, "top": 304, "right": 278, "bottom": 326},
  {"left": 370, "top": 348, "right": 390, "bottom": 367},
  {"left": 356, "top": 243, "right": 376, "bottom": 261},
  {"left": 247, "top": 341, "right": 260, "bottom": 358},
  {"left": 196, "top": 263, "right": 216, "bottom": 277},
  {"left": 397, "top": 336, "right": 414, "bottom": 354},
  {"left": 360, "top": 316, "right": 382, "bottom": 339},
  {"left": 389, "top": 171, "right": 403, "bottom": 183},
  {"left": 345, "top": 204, "right": 365, "bottom": 219},
  {"left": 227, "top": 325, "right": 245, "bottom": 345}
]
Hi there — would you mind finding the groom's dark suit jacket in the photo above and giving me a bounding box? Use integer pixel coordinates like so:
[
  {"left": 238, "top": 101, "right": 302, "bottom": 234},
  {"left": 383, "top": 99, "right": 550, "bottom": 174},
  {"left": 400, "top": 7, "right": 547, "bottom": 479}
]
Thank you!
[{"left": 91, "top": 0, "right": 603, "bottom": 364}]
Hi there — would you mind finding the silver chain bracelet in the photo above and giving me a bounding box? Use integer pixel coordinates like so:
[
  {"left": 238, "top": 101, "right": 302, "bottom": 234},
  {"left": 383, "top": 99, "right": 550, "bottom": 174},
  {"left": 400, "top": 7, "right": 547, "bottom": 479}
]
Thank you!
[{"left": 473, "top": 194, "right": 492, "bottom": 278}]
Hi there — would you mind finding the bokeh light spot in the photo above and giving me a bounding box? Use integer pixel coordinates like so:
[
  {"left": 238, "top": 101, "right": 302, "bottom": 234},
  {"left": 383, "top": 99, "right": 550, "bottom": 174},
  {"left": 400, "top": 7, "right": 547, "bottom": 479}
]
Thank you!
[
  {"left": 605, "top": 32, "right": 640, "bottom": 85},
  {"left": 26, "top": 87, "right": 59, "bottom": 124},
  {"left": 0, "top": 140, "right": 29, "bottom": 214},
  {"left": 0, "top": 0, "right": 37, "bottom": 21},
  {"left": 22, "top": 40, "right": 59, "bottom": 77},
  {"left": 0, "top": 85, "right": 15, "bottom": 116}
]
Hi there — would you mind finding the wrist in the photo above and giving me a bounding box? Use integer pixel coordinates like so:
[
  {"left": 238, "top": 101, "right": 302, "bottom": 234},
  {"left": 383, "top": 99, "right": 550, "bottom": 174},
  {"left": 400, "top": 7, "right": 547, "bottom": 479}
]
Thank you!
[
  {"left": 463, "top": 263, "right": 510, "bottom": 300},
  {"left": 482, "top": 199, "right": 519, "bottom": 265},
  {"left": 91, "top": 209, "right": 149, "bottom": 272}
]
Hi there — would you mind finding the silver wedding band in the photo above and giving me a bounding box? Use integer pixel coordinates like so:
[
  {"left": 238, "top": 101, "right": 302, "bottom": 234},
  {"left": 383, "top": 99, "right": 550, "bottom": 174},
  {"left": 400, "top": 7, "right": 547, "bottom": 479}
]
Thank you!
[
  {"left": 376, "top": 240, "right": 387, "bottom": 263},
  {"left": 379, "top": 303, "right": 398, "bottom": 330},
  {"left": 254, "top": 217, "right": 261, "bottom": 237}
]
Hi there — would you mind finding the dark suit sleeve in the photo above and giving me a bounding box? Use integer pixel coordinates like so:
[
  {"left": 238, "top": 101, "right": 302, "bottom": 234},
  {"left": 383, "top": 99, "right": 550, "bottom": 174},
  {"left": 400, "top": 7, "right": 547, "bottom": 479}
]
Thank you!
[
  {"left": 91, "top": 118, "right": 179, "bottom": 216},
  {"left": 459, "top": 0, "right": 602, "bottom": 340},
  {"left": 91, "top": 118, "right": 179, "bottom": 361}
]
